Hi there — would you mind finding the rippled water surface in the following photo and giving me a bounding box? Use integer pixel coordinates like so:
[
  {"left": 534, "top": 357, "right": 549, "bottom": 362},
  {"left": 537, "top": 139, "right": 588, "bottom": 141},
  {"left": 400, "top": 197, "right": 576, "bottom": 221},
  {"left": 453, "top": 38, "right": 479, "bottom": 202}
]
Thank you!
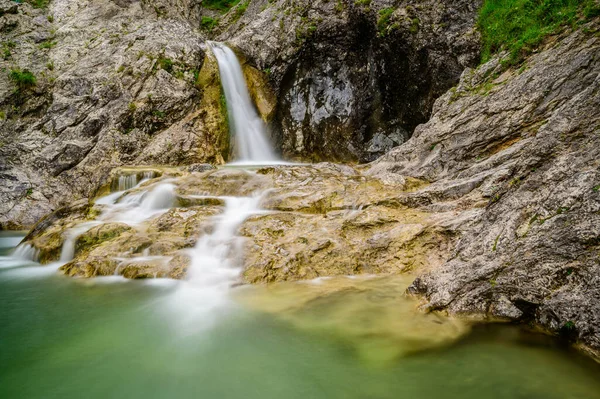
[{"left": 1, "top": 233, "right": 600, "bottom": 399}]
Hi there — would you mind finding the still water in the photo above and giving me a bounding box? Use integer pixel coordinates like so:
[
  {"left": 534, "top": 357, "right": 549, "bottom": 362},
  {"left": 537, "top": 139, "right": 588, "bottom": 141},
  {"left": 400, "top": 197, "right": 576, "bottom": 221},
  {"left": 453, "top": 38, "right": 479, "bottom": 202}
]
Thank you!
[{"left": 1, "top": 232, "right": 600, "bottom": 399}]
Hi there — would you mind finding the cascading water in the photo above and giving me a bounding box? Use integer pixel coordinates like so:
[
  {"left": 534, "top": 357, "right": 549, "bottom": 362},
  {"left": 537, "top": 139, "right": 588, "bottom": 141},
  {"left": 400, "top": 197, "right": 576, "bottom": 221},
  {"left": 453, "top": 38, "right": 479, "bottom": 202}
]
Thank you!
[
  {"left": 172, "top": 195, "right": 264, "bottom": 331},
  {"left": 208, "top": 41, "right": 279, "bottom": 164},
  {"left": 116, "top": 171, "right": 156, "bottom": 191},
  {"left": 57, "top": 181, "right": 176, "bottom": 263}
]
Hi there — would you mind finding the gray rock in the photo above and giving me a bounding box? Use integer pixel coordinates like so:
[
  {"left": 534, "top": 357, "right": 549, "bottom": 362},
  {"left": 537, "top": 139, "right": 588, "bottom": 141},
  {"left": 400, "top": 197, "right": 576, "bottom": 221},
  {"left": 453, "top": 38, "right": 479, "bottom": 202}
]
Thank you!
[
  {"left": 369, "top": 23, "right": 600, "bottom": 355},
  {"left": 221, "top": 0, "right": 481, "bottom": 162},
  {"left": 0, "top": 0, "right": 228, "bottom": 229}
]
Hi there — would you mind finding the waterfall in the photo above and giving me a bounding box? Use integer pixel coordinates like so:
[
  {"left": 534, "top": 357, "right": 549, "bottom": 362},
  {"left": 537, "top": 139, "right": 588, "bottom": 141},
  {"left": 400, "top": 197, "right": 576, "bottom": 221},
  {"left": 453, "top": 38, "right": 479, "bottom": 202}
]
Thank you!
[
  {"left": 13, "top": 244, "right": 40, "bottom": 262},
  {"left": 208, "top": 41, "right": 279, "bottom": 164}
]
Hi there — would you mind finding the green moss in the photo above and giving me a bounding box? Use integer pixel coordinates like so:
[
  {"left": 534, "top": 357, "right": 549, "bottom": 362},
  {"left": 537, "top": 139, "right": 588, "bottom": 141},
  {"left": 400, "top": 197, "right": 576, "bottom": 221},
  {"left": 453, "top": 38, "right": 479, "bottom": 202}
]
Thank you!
[
  {"left": 377, "top": 7, "right": 394, "bottom": 36},
  {"left": 478, "top": 0, "right": 600, "bottom": 66},
  {"left": 593, "top": 184, "right": 600, "bottom": 192}
]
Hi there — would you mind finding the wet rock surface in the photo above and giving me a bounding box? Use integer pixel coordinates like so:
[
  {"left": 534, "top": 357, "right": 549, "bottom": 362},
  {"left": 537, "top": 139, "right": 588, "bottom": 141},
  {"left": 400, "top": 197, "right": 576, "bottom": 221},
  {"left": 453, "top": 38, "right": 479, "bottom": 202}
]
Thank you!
[{"left": 21, "top": 164, "right": 459, "bottom": 288}]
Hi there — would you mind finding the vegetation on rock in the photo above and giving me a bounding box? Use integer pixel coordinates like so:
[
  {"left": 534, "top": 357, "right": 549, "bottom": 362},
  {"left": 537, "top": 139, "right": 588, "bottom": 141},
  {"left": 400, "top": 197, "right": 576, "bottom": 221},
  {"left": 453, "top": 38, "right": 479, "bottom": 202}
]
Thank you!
[
  {"left": 479, "top": 0, "right": 600, "bottom": 64},
  {"left": 203, "top": 0, "right": 242, "bottom": 12},
  {"left": 9, "top": 68, "right": 36, "bottom": 91}
]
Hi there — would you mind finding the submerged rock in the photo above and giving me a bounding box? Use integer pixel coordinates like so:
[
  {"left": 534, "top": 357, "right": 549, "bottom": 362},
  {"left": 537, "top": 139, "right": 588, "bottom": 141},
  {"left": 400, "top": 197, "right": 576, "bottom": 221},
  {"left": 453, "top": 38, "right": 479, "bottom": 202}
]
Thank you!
[{"left": 234, "top": 275, "right": 469, "bottom": 364}]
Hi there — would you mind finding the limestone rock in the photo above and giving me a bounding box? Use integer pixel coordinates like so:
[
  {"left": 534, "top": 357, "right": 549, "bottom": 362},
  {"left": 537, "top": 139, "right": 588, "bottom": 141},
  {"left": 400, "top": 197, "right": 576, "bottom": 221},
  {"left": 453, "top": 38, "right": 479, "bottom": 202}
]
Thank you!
[{"left": 369, "top": 24, "right": 600, "bottom": 354}]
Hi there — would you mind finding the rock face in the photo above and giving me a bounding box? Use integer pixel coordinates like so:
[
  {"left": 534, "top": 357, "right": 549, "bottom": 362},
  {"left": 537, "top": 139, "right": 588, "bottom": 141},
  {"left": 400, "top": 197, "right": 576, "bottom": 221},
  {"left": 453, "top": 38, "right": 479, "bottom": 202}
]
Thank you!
[
  {"left": 0, "top": 0, "right": 229, "bottom": 229},
  {"left": 0, "top": 0, "right": 482, "bottom": 229},
  {"left": 223, "top": 0, "right": 481, "bottom": 162},
  {"left": 368, "top": 23, "right": 600, "bottom": 357}
]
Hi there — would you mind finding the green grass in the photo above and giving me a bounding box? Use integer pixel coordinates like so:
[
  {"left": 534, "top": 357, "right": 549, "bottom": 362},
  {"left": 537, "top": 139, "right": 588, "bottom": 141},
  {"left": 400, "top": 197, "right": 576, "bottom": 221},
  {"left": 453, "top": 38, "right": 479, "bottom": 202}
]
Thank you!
[
  {"left": 201, "top": 16, "right": 219, "bottom": 31},
  {"left": 9, "top": 68, "right": 37, "bottom": 90},
  {"left": 232, "top": 0, "right": 250, "bottom": 20},
  {"left": 39, "top": 39, "right": 57, "bottom": 49},
  {"left": 203, "top": 0, "right": 241, "bottom": 12},
  {"left": 15, "top": 0, "right": 51, "bottom": 9},
  {"left": 478, "top": 0, "right": 600, "bottom": 65}
]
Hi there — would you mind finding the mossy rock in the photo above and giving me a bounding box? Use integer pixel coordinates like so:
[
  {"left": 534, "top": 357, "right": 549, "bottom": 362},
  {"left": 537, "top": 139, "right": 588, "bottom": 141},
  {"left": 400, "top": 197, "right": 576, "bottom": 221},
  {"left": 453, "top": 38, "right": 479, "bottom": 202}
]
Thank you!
[
  {"left": 75, "top": 223, "right": 134, "bottom": 256},
  {"left": 197, "top": 53, "right": 230, "bottom": 161}
]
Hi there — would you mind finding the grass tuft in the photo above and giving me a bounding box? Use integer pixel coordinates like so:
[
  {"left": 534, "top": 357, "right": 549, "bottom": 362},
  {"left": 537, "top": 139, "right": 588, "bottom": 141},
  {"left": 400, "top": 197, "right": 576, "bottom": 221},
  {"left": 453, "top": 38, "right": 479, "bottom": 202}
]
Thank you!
[{"left": 9, "top": 68, "right": 37, "bottom": 90}]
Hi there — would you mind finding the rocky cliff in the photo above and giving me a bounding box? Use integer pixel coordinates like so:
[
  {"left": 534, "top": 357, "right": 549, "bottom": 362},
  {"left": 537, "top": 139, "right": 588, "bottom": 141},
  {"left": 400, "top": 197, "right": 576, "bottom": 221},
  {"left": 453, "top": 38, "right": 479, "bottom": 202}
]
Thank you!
[
  {"left": 0, "top": 0, "right": 481, "bottom": 228},
  {"left": 368, "top": 21, "right": 600, "bottom": 357},
  {"left": 0, "top": 0, "right": 222, "bottom": 229},
  {"left": 222, "top": 0, "right": 480, "bottom": 162}
]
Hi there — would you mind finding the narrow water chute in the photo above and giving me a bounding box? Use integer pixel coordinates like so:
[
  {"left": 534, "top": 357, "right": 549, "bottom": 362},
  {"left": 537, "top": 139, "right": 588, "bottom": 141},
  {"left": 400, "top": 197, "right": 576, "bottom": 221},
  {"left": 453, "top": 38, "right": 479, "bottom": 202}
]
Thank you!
[{"left": 208, "top": 41, "right": 279, "bottom": 164}]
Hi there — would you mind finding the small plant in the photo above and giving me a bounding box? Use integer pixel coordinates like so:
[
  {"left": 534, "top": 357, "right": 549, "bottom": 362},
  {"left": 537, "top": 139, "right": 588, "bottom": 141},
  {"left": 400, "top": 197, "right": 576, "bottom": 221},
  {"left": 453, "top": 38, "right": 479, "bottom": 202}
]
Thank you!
[
  {"left": 203, "top": 0, "right": 242, "bottom": 12},
  {"left": 0, "top": 110, "right": 5, "bottom": 120},
  {"left": 128, "top": 102, "right": 137, "bottom": 112},
  {"left": 593, "top": 185, "right": 600, "bottom": 192},
  {"left": 2, "top": 41, "right": 16, "bottom": 60},
  {"left": 157, "top": 57, "right": 173, "bottom": 73},
  {"left": 152, "top": 110, "right": 166, "bottom": 119},
  {"left": 354, "top": 0, "right": 371, "bottom": 7},
  {"left": 232, "top": 0, "right": 250, "bottom": 21},
  {"left": 9, "top": 68, "right": 37, "bottom": 91},
  {"left": 409, "top": 17, "right": 420, "bottom": 34},
  {"left": 39, "top": 39, "right": 57, "bottom": 49},
  {"left": 47, "top": 15, "right": 54, "bottom": 23},
  {"left": 201, "top": 16, "right": 219, "bottom": 32},
  {"left": 24, "top": 0, "right": 51, "bottom": 9},
  {"left": 46, "top": 61, "right": 54, "bottom": 70},
  {"left": 492, "top": 234, "right": 500, "bottom": 251}
]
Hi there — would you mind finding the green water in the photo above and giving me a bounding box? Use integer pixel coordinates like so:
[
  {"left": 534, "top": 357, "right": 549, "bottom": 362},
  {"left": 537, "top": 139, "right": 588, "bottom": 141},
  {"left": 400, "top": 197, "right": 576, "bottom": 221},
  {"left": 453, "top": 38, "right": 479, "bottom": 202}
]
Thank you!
[{"left": 1, "top": 233, "right": 600, "bottom": 399}]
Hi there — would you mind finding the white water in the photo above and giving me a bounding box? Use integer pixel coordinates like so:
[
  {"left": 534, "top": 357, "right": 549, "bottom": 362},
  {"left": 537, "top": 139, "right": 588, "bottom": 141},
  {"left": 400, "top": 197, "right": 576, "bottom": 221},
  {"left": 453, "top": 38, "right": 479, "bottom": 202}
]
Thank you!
[
  {"left": 0, "top": 243, "right": 40, "bottom": 269},
  {"left": 116, "top": 171, "right": 156, "bottom": 191},
  {"left": 59, "top": 222, "right": 102, "bottom": 262},
  {"left": 57, "top": 181, "right": 176, "bottom": 263},
  {"left": 208, "top": 41, "right": 279, "bottom": 164}
]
